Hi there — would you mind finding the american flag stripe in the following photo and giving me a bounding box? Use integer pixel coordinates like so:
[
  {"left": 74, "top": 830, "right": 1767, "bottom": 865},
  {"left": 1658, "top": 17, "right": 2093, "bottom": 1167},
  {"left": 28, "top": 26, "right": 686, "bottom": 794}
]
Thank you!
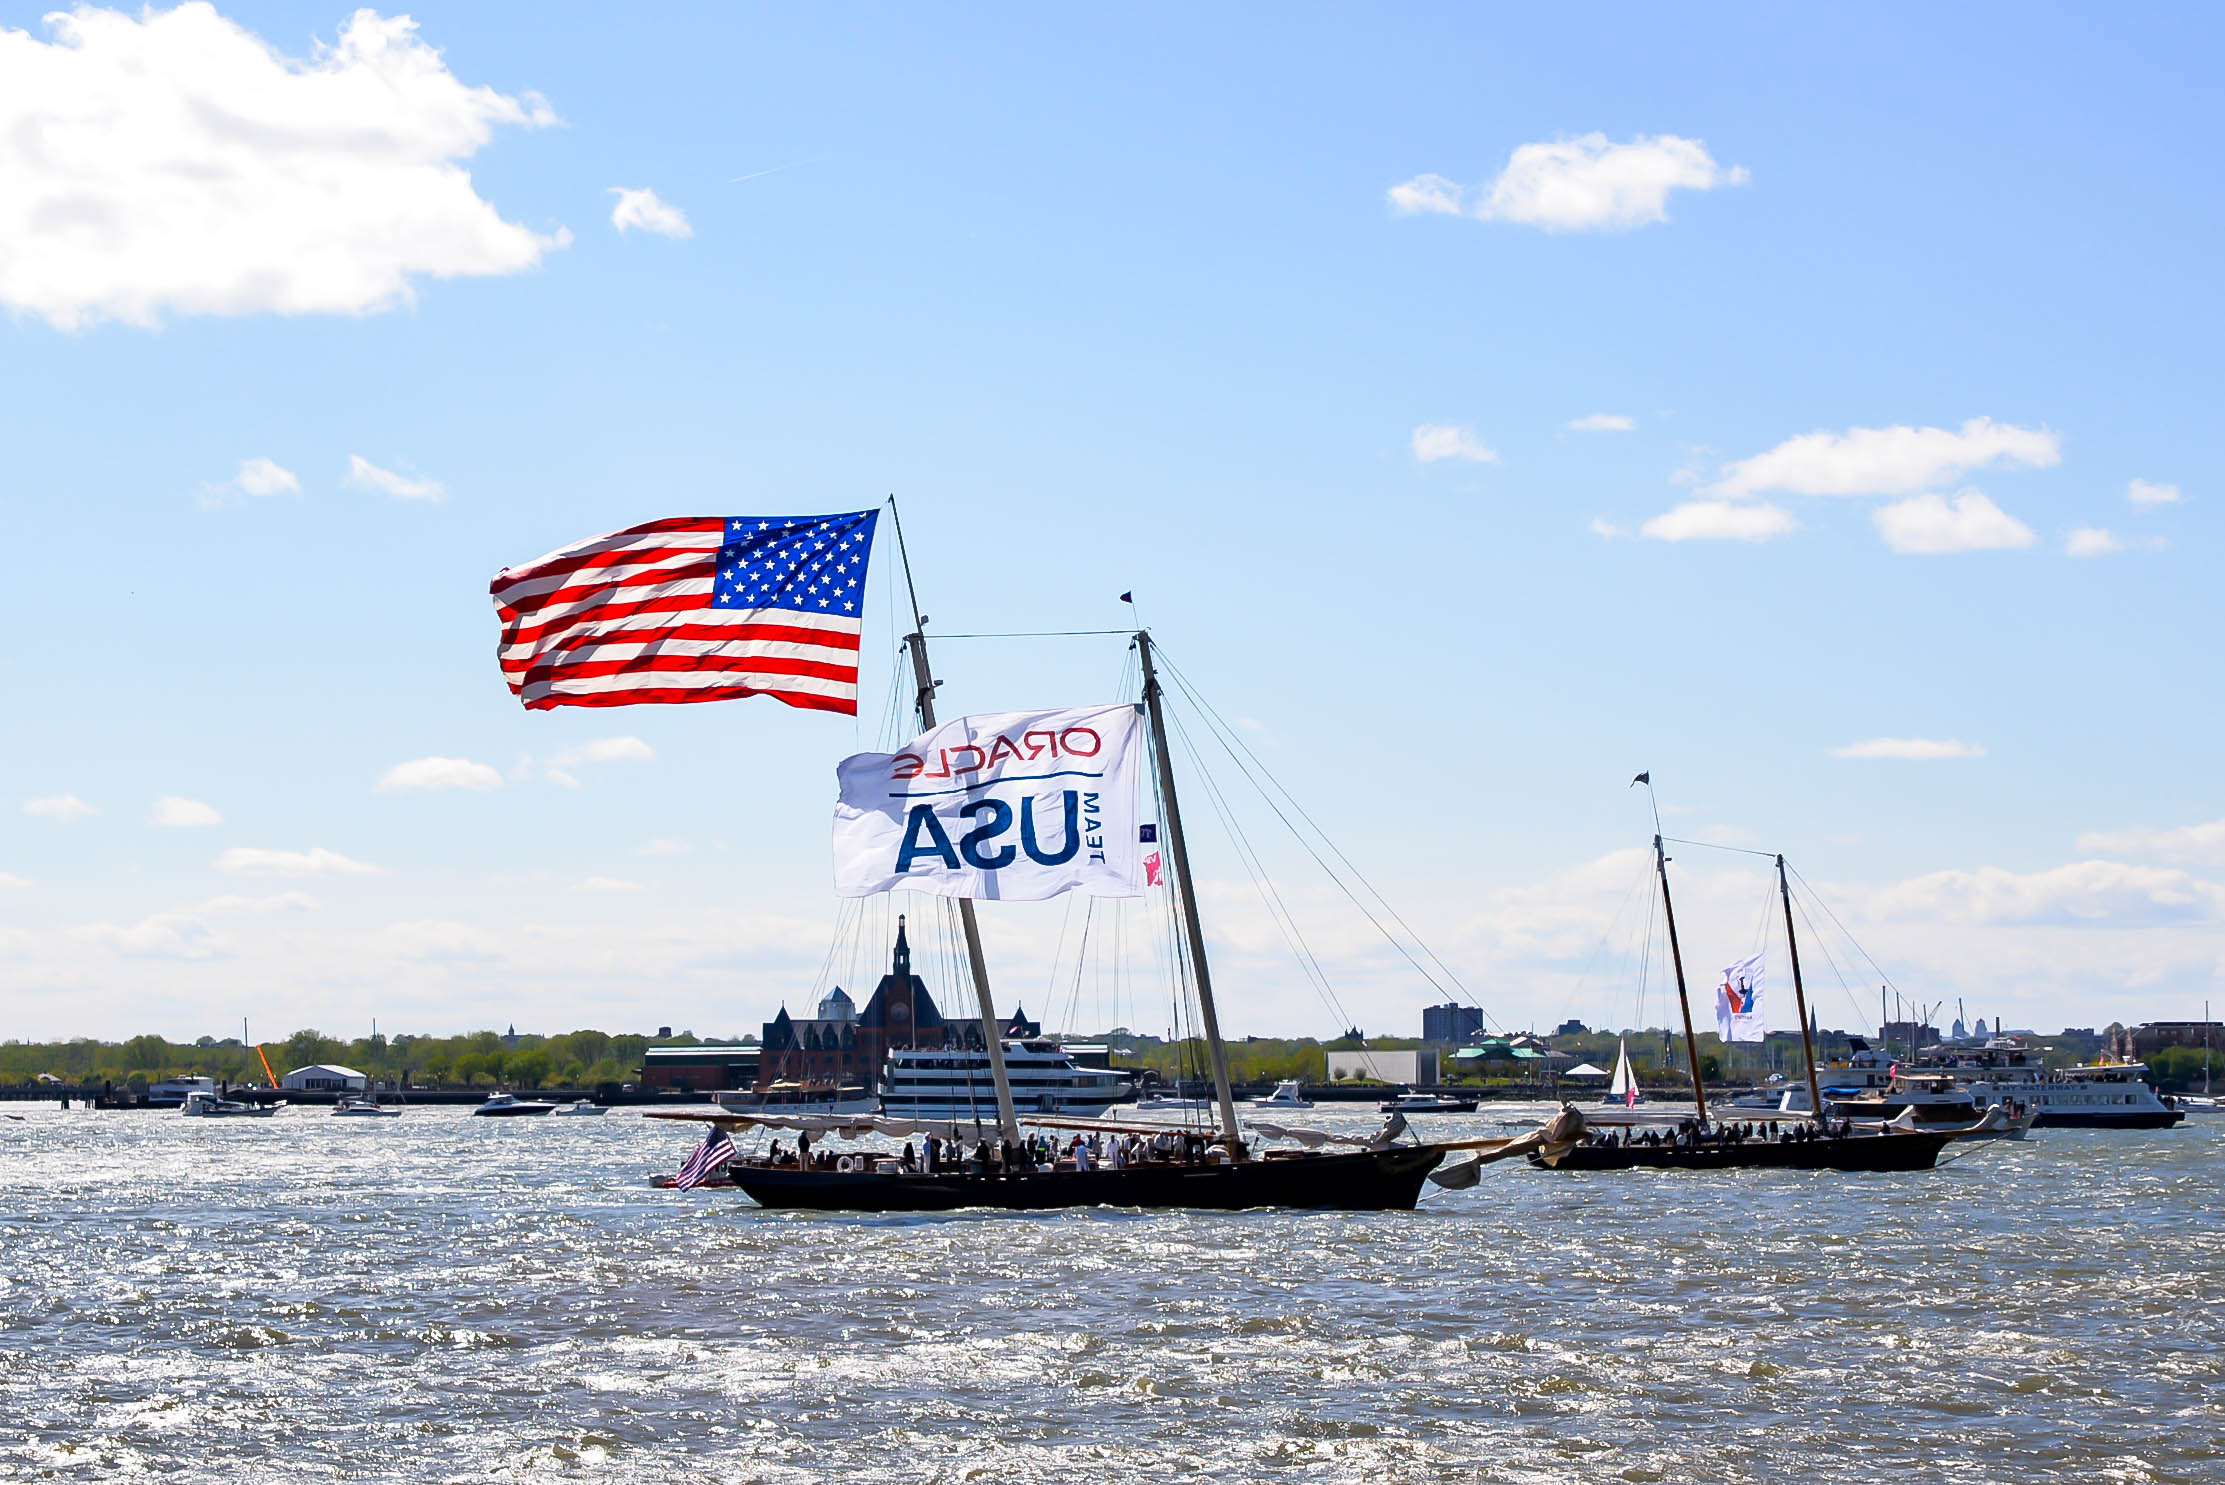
[
  {"left": 672, "top": 1126, "right": 738, "bottom": 1190},
  {"left": 491, "top": 513, "right": 876, "bottom": 716}
]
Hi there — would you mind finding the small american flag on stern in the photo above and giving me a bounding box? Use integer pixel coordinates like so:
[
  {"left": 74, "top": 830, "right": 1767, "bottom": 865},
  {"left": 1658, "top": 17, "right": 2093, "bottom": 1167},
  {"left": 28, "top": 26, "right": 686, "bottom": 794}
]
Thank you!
[
  {"left": 671, "top": 1126, "right": 738, "bottom": 1191},
  {"left": 490, "top": 510, "right": 878, "bottom": 715}
]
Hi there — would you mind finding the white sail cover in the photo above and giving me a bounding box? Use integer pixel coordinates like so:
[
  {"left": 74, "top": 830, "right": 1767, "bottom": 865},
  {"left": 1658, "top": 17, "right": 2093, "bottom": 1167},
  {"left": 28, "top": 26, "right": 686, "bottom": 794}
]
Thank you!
[
  {"left": 833, "top": 703, "right": 1145, "bottom": 900},
  {"left": 1716, "top": 952, "right": 1766, "bottom": 1042}
]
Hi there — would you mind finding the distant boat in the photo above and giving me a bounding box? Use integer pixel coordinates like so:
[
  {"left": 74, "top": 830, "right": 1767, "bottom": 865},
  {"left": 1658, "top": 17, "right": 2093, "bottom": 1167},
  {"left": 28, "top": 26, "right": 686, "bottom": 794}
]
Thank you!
[
  {"left": 1602, "top": 1040, "right": 1643, "bottom": 1108},
  {"left": 146, "top": 1076, "right": 217, "bottom": 1109},
  {"left": 1379, "top": 1091, "right": 1478, "bottom": 1114},
  {"left": 333, "top": 1096, "right": 400, "bottom": 1118},
  {"left": 1253, "top": 1079, "right": 1316, "bottom": 1110},
  {"left": 471, "top": 1092, "right": 557, "bottom": 1117},
  {"left": 551, "top": 1100, "right": 608, "bottom": 1116},
  {"left": 182, "top": 1089, "right": 278, "bottom": 1118}
]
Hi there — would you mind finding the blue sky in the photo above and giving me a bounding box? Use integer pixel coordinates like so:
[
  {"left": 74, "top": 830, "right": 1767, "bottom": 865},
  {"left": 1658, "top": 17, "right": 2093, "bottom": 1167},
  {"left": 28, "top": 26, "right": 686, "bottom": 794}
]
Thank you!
[{"left": 4, "top": 3, "right": 2220, "bottom": 1045}]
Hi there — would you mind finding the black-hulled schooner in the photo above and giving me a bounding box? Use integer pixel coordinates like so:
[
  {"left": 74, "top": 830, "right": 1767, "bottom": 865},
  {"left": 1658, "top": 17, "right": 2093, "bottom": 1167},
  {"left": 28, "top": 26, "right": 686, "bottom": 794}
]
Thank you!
[
  {"left": 721, "top": 610, "right": 1453, "bottom": 1212},
  {"left": 1530, "top": 808, "right": 1951, "bottom": 1174}
]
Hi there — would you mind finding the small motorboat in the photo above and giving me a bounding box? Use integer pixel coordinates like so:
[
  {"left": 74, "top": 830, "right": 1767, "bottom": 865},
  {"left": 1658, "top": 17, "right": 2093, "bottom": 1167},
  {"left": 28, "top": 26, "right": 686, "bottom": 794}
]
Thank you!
[
  {"left": 1251, "top": 1079, "right": 1315, "bottom": 1110},
  {"left": 182, "top": 1089, "right": 279, "bottom": 1118},
  {"left": 333, "top": 1096, "right": 400, "bottom": 1118},
  {"left": 470, "top": 1092, "right": 558, "bottom": 1117},
  {"left": 551, "top": 1100, "right": 608, "bottom": 1116},
  {"left": 1379, "top": 1090, "right": 1479, "bottom": 1114}
]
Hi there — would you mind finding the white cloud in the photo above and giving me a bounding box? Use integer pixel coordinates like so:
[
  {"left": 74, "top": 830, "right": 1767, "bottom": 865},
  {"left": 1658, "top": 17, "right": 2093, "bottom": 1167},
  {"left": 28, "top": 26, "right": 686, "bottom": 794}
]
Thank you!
[
  {"left": 1830, "top": 738, "right": 1987, "bottom": 760},
  {"left": 640, "top": 838, "right": 690, "bottom": 856},
  {"left": 1568, "top": 413, "right": 1636, "bottom": 432},
  {"left": 215, "top": 846, "right": 384, "bottom": 878},
  {"left": 1588, "top": 517, "right": 1629, "bottom": 539},
  {"left": 2064, "top": 527, "right": 2122, "bottom": 557},
  {"left": 1411, "top": 424, "right": 1499, "bottom": 465},
  {"left": 574, "top": 876, "right": 644, "bottom": 893},
  {"left": 2126, "top": 478, "right": 2182, "bottom": 507},
  {"left": 346, "top": 455, "right": 445, "bottom": 501},
  {"left": 2077, "top": 818, "right": 2225, "bottom": 868},
  {"left": 1712, "top": 418, "right": 2060, "bottom": 498},
  {"left": 1639, "top": 499, "right": 1796, "bottom": 543},
  {"left": 376, "top": 756, "right": 503, "bottom": 794},
  {"left": 0, "top": 873, "right": 29, "bottom": 888},
  {"left": 573, "top": 736, "right": 654, "bottom": 764},
  {"left": 1867, "top": 860, "right": 2225, "bottom": 928},
  {"left": 1872, "top": 490, "right": 2036, "bottom": 555},
  {"left": 1390, "top": 134, "right": 1747, "bottom": 232},
  {"left": 546, "top": 768, "right": 581, "bottom": 790},
  {"left": 152, "top": 796, "right": 222, "bottom": 827},
  {"left": 105, "top": 890, "right": 319, "bottom": 960},
  {"left": 608, "top": 186, "right": 693, "bottom": 238},
  {"left": 24, "top": 794, "right": 95, "bottom": 820},
  {"left": 0, "top": 5, "right": 567, "bottom": 331},
  {"left": 234, "top": 457, "right": 299, "bottom": 496}
]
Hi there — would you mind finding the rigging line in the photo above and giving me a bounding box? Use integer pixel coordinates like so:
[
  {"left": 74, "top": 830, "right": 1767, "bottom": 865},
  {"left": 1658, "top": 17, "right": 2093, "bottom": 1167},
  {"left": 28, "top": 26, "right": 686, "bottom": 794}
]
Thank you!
[
  {"left": 1786, "top": 863, "right": 1904, "bottom": 1000},
  {"left": 1164, "top": 698, "right": 1355, "bottom": 1035},
  {"left": 1791, "top": 890, "right": 1870, "bottom": 1031},
  {"left": 1059, "top": 898, "right": 1096, "bottom": 1039},
  {"left": 1659, "top": 835, "right": 1781, "bottom": 860},
  {"left": 1553, "top": 854, "right": 1654, "bottom": 1025},
  {"left": 1152, "top": 650, "right": 1500, "bottom": 1033},
  {"left": 921, "top": 629, "right": 1137, "bottom": 639}
]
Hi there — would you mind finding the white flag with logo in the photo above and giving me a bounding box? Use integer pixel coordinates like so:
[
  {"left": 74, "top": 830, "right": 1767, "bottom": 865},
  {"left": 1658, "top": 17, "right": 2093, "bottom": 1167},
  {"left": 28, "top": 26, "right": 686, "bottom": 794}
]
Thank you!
[
  {"left": 1716, "top": 953, "right": 1766, "bottom": 1043},
  {"left": 833, "top": 703, "right": 1144, "bottom": 900}
]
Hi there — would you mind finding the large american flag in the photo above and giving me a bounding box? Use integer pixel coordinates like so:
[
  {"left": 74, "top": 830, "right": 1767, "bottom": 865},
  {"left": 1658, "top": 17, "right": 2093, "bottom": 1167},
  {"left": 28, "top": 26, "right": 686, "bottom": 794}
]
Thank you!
[{"left": 490, "top": 511, "right": 879, "bottom": 715}]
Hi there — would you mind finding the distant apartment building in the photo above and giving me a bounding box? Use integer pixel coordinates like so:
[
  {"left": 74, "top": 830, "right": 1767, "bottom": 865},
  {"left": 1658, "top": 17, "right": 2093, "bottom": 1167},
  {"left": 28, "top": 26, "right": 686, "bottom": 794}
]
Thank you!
[
  {"left": 1421, "top": 1003, "right": 1485, "bottom": 1043},
  {"left": 2108, "top": 1021, "right": 2223, "bottom": 1061}
]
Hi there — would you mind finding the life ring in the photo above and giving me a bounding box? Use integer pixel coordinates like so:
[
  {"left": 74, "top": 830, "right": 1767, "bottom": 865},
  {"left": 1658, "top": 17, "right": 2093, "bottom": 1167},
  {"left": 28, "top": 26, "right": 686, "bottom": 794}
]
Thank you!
[{"left": 836, "top": 1154, "right": 857, "bottom": 1173}]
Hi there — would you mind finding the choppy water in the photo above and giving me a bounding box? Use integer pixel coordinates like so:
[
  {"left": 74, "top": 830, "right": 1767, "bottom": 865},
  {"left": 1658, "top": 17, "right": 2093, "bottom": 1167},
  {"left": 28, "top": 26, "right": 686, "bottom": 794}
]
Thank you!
[{"left": 1, "top": 1103, "right": 2218, "bottom": 1483}]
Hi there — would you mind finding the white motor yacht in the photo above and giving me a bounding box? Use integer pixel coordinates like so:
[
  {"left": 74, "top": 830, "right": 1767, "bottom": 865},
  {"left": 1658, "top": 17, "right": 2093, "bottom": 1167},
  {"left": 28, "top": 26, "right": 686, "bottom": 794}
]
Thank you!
[
  {"left": 182, "top": 1089, "right": 279, "bottom": 1118},
  {"left": 551, "top": 1100, "right": 608, "bottom": 1116},
  {"left": 471, "top": 1092, "right": 558, "bottom": 1117},
  {"left": 333, "top": 1096, "right": 400, "bottom": 1117},
  {"left": 1252, "top": 1079, "right": 1316, "bottom": 1109},
  {"left": 145, "top": 1076, "right": 217, "bottom": 1109}
]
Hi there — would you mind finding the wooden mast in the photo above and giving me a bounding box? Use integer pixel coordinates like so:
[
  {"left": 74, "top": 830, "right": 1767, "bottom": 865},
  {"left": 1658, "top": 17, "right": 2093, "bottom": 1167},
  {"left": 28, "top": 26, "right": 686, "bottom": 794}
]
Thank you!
[
  {"left": 1653, "top": 833, "right": 1710, "bottom": 1125},
  {"left": 887, "top": 500, "right": 1021, "bottom": 1147},
  {"left": 1778, "top": 854, "right": 1825, "bottom": 1125},
  {"left": 1135, "top": 630, "right": 1246, "bottom": 1158}
]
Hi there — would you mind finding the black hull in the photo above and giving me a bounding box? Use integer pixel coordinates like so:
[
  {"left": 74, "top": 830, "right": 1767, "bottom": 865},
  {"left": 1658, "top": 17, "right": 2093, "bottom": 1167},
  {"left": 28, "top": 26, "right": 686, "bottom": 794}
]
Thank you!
[
  {"left": 727, "top": 1146, "right": 1447, "bottom": 1213},
  {"left": 2034, "top": 1110, "right": 2184, "bottom": 1129},
  {"left": 1536, "top": 1131, "right": 1950, "bottom": 1173}
]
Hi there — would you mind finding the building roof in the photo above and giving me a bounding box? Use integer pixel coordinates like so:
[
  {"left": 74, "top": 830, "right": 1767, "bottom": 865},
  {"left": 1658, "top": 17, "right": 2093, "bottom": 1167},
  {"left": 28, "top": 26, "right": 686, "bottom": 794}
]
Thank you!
[{"left": 283, "top": 1064, "right": 365, "bottom": 1078}]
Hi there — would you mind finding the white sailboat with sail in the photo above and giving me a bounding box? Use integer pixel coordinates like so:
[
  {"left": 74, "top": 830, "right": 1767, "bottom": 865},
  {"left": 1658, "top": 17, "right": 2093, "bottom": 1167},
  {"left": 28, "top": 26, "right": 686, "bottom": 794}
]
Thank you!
[{"left": 1603, "top": 1039, "right": 1642, "bottom": 1108}]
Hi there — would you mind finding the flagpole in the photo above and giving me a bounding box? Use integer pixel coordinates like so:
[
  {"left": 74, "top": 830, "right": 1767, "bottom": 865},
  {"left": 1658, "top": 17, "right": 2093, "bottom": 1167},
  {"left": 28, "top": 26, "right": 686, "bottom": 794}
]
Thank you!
[
  {"left": 1654, "top": 832, "right": 1709, "bottom": 1126},
  {"left": 888, "top": 496, "right": 1021, "bottom": 1148},
  {"left": 1778, "top": 854, "right": 1824, "bottom": 1125}
]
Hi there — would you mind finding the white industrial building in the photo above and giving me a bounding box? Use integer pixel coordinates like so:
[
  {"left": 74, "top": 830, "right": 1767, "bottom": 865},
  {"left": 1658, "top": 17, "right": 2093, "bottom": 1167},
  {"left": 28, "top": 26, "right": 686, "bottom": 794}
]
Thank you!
[
  {"left": 280, "top": 1063, "right": 368, "bottom": 1092},
  {"left": 1325, "top": 1050, "right": 1440, "bottom": 1085}
]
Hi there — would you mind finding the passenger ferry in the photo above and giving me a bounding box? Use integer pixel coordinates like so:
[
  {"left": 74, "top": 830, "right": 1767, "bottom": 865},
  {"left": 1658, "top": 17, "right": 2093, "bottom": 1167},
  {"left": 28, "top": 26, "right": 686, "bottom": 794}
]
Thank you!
[
  {"left": 144, "top": 1075, "right": 217, "bottom": 1108},
  {"left": 878, "top": 1040, "right": 1130, "bottom": 1120},
  {"left": 1911, "top": 1039, "right": 2184, "bottom": 1129}
]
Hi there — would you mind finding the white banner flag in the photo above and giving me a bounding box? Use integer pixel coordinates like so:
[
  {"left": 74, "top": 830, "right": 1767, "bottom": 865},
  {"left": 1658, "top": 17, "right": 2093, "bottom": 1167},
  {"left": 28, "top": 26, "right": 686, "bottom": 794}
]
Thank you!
[
  {"left": 833, "top": 703, "right": 1144, "bottom": 901},
  {"left": 1716, "top": 953, "right": 1766, "bottom": 1043}
]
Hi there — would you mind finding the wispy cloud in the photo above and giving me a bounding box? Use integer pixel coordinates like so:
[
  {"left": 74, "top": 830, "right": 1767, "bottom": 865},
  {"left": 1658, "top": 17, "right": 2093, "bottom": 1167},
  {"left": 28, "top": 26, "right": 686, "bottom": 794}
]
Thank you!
[
  {"left": 1568, "top": 413, "right": 1636, "bottom": 432},
  {"left": 2076, "top": 817, "right": 2225, "bottom": 868},
  {"left": 1872, "top": 491, "right": 2035, "bottom": 555},
  {"left": 1411, "top": 424, "right": 1499, "bottom": 465},
  {"left": 24, "top": 794, "right": 95, "bottom": 820},
  {"left": 151, "top": 796, "right": 222, "bottom": 827},
  {"left": 1830, "top": 738, "right": 1987, "bottom": 760},
  {"left": 2065, "top": 527, "right": 2122, "bottom": 558},
  {"left": 1390, "top": 134, "right": 1747, "bottom": 232},
  {"left": 0, "top": 873, "right": 30, "bottom": 889},
  {"left": 574, "top": 875, "right": 644, "bottom": 893},
  {"left": 215, "top": 846, "right": 384, "bottom": 878},
  {"left": 2126, "top": 478, "right": 2182, "bottom": 507},
  {"left": 346, "top": 455, "right": 444, "bottom": 501},
  {"left": 1639, "top": 499, "right": 1795, "bottom": 543},
  {"left": 609, "top": 186, "right": 693, "bottom": 238},
  {"left": 1588, "top": 517, "right": 1630, "bottom": 539},
  {"left": 376, "top": 757, "right": 504, "bottom": 793},
  {"left": 1713, "top": 418, "right": 2059, "bottom": 499}
]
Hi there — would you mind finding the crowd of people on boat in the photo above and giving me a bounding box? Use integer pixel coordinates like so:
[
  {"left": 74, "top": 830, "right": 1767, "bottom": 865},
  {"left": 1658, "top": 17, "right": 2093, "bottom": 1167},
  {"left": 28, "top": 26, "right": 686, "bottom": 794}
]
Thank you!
[
  {"left": 756, "top": 1127, "right": 1222, "bottom": 1177},
  {"left": 1591, "top": 1117, "right": 1855, "bottom": 1149}
]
